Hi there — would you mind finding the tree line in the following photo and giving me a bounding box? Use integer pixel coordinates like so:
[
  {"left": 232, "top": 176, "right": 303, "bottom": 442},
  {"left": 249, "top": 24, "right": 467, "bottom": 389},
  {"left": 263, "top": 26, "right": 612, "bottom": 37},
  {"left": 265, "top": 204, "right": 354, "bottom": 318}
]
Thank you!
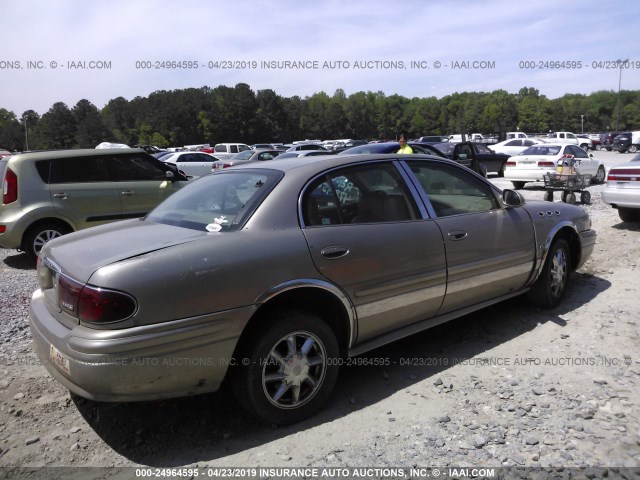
[{"left": 1, "top": 84, "right": 639, "bottom": 151}]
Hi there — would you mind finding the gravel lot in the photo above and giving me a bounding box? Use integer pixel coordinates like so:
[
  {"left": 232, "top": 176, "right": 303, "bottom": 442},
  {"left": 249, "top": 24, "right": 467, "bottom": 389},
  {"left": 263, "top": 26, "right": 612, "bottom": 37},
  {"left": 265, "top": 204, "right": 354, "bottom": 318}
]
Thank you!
[{"left": 0, "top": 150, "right": 639, "bottom": 477}]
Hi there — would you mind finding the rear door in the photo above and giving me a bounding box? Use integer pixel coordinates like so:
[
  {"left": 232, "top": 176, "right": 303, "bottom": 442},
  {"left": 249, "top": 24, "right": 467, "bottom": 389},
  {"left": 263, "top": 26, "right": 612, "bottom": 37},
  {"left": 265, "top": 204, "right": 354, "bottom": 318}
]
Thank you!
[
  {"left": 403, "top": 160, "right": 535, "bottom": 313},
  {"left": 300, "top": 160, "right": 447, "bottom": 343},
  {"left": 108, "top": 153, "right": 185, "bottom": 217},
  {"left": 48, "top": 155, "right": 122, "bottom": 227}
]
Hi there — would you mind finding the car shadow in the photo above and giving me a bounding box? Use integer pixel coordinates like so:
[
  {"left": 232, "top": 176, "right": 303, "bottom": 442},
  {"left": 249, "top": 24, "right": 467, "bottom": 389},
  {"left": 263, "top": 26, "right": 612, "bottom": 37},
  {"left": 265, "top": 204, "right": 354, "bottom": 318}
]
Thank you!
[
  {"left": 2, "top": 251, "right": 34, "bottom": 270},
  {"left": 73, "top": 273, "right": 611, "bottom": 467},
  {"left": 612, "top": 221, "right": 640, "bottom": 232}
]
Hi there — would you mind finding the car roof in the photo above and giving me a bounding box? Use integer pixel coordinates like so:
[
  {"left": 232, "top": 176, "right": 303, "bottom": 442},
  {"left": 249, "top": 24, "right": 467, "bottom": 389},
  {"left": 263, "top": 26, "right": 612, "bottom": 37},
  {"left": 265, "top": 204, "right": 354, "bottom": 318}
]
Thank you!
[
  {"left": 10, "top": 148, "right": 145, "bottom": 161},
  {"left": 225, "top": 152, "right": 452, "bottom": 176}
]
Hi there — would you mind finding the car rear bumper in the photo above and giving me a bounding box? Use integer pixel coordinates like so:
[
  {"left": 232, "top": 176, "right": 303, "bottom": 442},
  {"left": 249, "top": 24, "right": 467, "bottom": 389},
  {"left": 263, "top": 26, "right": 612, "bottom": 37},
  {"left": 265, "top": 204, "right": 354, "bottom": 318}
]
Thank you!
[
  {"left": 504, "top": 169, "right": 553, "bottom": 182},
  {"left": 29, "top": 289, "right": 252, "bottom": 402},
  {"left": 602, "top": 188, "right": 640, "bottom": 209}
]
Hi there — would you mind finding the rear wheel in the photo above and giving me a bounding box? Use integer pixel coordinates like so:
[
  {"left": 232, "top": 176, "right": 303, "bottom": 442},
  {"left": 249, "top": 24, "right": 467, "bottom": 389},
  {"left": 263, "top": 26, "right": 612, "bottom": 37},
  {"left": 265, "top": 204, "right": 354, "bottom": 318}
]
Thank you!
[
  {"left": 580, "top": 144, "right": 589, "bottom": 152},
  {"left": 629, "top": 145, "right": 638, "bottom": 153},
  {"left": 232, "top": 309, "right": 340, "bottom": 425},
  {"left": 594, "top": 166, "right": 606, "bottom": 184},
  {"left": 526, "top": 238, "right": 570, "bottom": 308},
  {"left": 618, "top": 207, "right": 640, "bottom": 223},
  {"left": 23, "top": 221, "right": 72, "bottom": 262},
  {"left": 580, "top": 191, "right": 591, "bottom": 205},
  {"left": 512, "top": 181, "right": 526, "bottom": 190}
]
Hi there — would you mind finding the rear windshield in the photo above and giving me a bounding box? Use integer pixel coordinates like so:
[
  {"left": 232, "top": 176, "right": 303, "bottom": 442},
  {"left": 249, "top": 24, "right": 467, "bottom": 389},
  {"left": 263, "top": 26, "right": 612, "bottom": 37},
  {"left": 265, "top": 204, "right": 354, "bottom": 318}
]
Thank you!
[
  {"left": 520, "top": 145, "right": 561, "bottom": 156},
  {"left": 146, "top": 170, "right": 282, "bottom": 231}
]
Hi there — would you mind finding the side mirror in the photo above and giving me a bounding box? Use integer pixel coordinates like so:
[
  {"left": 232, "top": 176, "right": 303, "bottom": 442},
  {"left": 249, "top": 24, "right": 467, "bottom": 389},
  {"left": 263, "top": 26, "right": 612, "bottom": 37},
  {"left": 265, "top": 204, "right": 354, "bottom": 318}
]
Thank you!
[
  {"left": 458, "top": 153, "right": 467, "bottom": 160},
  {"left": 166, "top": 170, "right": 175, "bottom": 181},
  {"left": 503, "top": 189, "right": 525, "bottom": 207}
]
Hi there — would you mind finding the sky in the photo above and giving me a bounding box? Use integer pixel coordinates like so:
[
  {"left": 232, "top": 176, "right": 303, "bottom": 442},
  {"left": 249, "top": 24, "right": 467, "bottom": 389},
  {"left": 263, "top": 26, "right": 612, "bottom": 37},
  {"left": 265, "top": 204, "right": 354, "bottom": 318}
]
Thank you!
[{"left": 1, "top": 0, "right": 639, "bottom": 116}]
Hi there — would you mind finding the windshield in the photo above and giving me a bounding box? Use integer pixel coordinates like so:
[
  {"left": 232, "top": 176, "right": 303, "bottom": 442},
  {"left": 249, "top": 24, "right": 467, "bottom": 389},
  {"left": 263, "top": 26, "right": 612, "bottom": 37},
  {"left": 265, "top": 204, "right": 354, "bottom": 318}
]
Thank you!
[
  {"left": 146, "top": 170, "right": 281, "bottom": 231},
  {"left": 233, "top": 150, "right": 255, "bottom": 160},
  {"left": 520, "top": 145, "right": 562, "bottom": 156}
]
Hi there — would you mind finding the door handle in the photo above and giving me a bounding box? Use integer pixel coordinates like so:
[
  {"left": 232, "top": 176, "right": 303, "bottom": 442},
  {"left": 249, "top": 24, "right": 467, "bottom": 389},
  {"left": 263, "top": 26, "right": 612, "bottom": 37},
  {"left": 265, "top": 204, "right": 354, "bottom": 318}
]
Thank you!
[
  {"left": 121, "top": 190, "right": 135, "bottom": 196},
  {"left": 447, "top": 230, "right": 468, "bottom": 241},
  {"left": 52, "top": 193, "right": 68, "bottom": 199},
  {"left": 321, "top": 246, "right": 349, "bottom": 259}
]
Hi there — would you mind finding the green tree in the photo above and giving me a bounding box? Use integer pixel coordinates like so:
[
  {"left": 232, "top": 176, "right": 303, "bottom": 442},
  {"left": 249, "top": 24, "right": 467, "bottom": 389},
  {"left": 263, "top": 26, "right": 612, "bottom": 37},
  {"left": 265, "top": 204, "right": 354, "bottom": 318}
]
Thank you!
[
  {"left": 72, "top": 99, "right": 110, "bottom": 148},
  {"left": 38, "top": 102, "right": 76, "bottom": 149}
]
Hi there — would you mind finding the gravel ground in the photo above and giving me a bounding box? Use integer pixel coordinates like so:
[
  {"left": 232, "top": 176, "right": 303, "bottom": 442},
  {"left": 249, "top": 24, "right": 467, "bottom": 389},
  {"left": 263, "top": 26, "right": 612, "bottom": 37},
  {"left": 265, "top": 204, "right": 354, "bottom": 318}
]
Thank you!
[{"left": 0, "top": 168, "right": 639, "bottom": 478}]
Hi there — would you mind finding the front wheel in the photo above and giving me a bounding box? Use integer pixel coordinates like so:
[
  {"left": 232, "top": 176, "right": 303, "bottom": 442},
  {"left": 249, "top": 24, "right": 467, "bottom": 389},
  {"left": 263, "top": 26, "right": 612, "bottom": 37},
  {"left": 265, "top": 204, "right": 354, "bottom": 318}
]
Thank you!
[
  {"left": 526, "top": 238, "right": 571, "bottom": 308},
  {"left": 629, "top": 145, "right": 638, "bottom": 153},
  {"left": 232, "top": 309, "right": 340, "bottom": 425}
]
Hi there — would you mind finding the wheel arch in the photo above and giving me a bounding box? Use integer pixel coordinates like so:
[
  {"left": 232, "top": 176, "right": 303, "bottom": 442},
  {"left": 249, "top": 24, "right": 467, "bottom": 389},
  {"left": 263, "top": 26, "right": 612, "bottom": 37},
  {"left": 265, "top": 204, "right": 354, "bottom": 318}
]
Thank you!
[
  {"left": 231, "top": 280, "right": 356, "bottom": 364},
  {"left": 21, "top": 217, "right": 75, "bottom": 252},
  {"left": 537, "top": 223, "right": 582, "bottom": 278}
]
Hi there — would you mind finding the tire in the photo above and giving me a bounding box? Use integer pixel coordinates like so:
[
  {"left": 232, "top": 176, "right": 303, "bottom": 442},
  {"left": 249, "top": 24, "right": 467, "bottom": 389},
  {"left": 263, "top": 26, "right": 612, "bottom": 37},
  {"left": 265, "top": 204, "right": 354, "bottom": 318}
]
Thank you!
[
  {"left": 23, "top": 221, "right": 71, "bottom": 262},
  {"left": 543, "top": 190, "right": 554, "bottom": 202},
  {"left": 580, "top": 191, "right": 591, "bottom": 205},
  {"left": 498, "top": 163, "right": 506, "bottom": 177},
  {"left": 512, "top": 181, "right": 526, "bottom": 190},
  {"left": 565, "top": 192, "right": 576, "bottom": 204},
  {"left": 618, "top": 207, "right": 640, "bottom": 223},
  {"left": 595, "top": 145, "right": 602, "bottom": 151},
  {"left": 232, "top": 309, "right": 340, "bottom": 425},
  {"left": 526, "top": 238, "right": 570, "bottom": 308},
  {"left": 580, "top": 144, "right": 589, "bottom": 152},
  {"left": 593, "top": 166, "right": 606, "bottom": 184},
  {"left": 561, "top": 190, "right": 568, "bottom": 203},
  {"left": 629, "top": 145, "right": 638, "bottom": 153}
]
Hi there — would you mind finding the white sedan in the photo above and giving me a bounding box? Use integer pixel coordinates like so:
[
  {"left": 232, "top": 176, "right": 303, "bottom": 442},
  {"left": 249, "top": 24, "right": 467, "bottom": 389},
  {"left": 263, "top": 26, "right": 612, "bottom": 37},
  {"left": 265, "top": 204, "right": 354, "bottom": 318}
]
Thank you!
[
  {"left": 504, "top": 144, "right": 606, "bottom": 189},
  {"left": 162, "top": 151, "right": 221, "bottom": 178},
  {"left": 602, "top": 153, "right": 640, "bottom": 222},
  {"left": 488, "top": 138, "right": 546, "bottom": 156}
]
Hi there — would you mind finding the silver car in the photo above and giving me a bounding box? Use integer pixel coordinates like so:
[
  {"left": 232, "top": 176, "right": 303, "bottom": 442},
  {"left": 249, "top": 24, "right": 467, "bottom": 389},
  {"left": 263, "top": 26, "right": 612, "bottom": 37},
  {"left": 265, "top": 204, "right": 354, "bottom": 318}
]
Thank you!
[{"left": 30, "top": 154, "right": 596, "bottom": 424}]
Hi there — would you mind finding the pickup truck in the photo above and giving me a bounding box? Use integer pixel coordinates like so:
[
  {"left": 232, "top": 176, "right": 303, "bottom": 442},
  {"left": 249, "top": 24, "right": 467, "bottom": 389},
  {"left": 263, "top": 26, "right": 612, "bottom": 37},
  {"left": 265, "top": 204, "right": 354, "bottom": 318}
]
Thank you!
[
  {"left": 449, "top": 142, "right": 510, "bottom": 177},
  {"left": 545, "top": 132, "right": 591, "bottom": 151},
  {"left": 212, "top": 143, "right": 251, "bottom": 160},
  {"left": 506, "top": 132, "right": 528, "bottom": 139}
]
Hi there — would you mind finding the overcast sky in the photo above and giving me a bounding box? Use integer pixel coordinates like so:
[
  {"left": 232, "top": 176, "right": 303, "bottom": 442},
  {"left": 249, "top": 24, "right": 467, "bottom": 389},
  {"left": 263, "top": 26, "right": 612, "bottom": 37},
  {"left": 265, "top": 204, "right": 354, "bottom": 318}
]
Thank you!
[{"left": 2, "top": 0, "right": 639, "bottom": 115}]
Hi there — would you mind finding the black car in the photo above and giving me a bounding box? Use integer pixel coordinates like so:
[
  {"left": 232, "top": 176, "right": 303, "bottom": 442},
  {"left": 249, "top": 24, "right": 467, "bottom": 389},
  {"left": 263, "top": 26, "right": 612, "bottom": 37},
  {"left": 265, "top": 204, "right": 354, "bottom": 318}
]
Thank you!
[
  {"left": 450, "top": 142, "right": 510, "bottom": 176},
  {"left": 338, "top": 141, "right": 486, "bottom": 176},
  {"left": 601, "top": 131, "right": 626, "bottom": 151},
  {"left": 612, "top": 133, "right": 633, "bottom": 153}
]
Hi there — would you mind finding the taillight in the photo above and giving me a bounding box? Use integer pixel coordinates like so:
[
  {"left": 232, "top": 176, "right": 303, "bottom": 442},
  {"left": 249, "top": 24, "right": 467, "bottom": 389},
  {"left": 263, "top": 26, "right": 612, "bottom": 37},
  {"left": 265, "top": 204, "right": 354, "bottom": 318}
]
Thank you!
[
  {"left": 538, "top": 161, "right": 555, "bottom": 167},
  {"left": 2, "top": 167, "right": 18, "bottom": 204},
  {"left": 607, "top": 168, "right": 640, "bottom": 181},
  {"left": 506, "top": 161, "right": 516, "bottom": 166},
  {"left": 57, "top": 275, "right": 136, "bottom": 323}
]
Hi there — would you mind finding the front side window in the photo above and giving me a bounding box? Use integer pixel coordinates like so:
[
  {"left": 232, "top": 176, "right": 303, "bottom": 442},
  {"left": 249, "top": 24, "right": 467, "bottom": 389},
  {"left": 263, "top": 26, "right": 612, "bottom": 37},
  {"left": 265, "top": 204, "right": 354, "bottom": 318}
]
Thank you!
[
  {"left": 109, "top": 154, "right": 168, "bottom": 181},
  {"left": 147, "top": 170, "right": 280, "bottom": 231},
  {"left": 408, "top": 161, "right": 498, "bottom": 217},
  {"left": 302, "top": 162, "right": 417, "bottom": 226}
]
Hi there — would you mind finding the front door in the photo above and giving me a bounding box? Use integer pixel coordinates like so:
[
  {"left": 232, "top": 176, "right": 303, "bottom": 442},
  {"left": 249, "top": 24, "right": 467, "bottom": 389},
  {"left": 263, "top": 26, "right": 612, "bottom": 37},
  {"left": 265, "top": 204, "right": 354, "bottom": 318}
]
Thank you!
[{"left": 300, "top": 161, "right": 447, "bottom": 343}]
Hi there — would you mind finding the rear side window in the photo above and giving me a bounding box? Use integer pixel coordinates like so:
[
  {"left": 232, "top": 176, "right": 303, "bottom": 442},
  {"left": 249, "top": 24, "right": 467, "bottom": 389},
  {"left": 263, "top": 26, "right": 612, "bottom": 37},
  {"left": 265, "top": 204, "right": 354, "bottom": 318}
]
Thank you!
[
  {"left": 109, "top": 154, "right": 168, "bottom": 181},
  {"left": 49, "top": 156, "right": 110, "bottom": 183},
  {"left": 34, "top": 160, "right": 51, "bottom": 183}
]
